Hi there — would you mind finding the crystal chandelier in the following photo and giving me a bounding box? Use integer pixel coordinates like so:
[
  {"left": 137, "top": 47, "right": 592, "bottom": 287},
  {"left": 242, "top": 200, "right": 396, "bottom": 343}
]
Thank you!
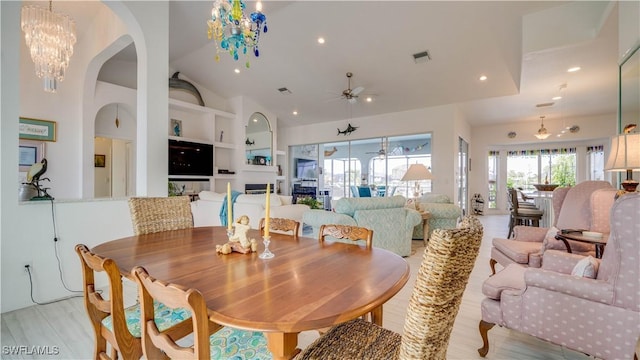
[
  {"left": 21, "top": 1, "right": 76, "bottom": 93},
  {"left": 534, "top": 116, "right": 551, "bottom": 140},
  {"left": 207, "top": 0, "right": 267, "bottom": 68}
]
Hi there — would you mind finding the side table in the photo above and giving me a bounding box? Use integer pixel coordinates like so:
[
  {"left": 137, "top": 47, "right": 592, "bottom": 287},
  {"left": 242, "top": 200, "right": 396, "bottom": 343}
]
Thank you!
[{"left": 420, "top": 211, "right": 431, "bottom": 245}]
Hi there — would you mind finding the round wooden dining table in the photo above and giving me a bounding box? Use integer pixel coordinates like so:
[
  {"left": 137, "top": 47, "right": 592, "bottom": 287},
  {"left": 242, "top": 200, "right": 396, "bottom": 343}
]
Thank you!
[{"left": 91, "top": 226, "right": 410, "bottom": 360}]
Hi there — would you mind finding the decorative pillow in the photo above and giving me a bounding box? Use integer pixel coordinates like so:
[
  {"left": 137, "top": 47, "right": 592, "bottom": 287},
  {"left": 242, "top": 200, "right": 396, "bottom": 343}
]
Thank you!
[
  {"left": 571, "top": 256, "right": 599, "bottom": 278},
  {"left": 236, "top": 194, "right": 282, "bottom": 207},
  {"left": 198, "top": 191, "right": 225, "bottom": 202},
  {"left": 541, "top": 226, "right": 565, "bottom": 250},
  {"left": 279, "top": 195, "right": 293, "bottom": 205}
]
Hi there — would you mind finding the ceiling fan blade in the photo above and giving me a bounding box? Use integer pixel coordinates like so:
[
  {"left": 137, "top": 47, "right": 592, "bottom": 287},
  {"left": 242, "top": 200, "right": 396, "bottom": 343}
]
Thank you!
[
  {"left": 348, "top": 97, "right": 357, "bottom": 104},
  {"left": 351, "top": 86, "right": 364, "bottom": 96}
]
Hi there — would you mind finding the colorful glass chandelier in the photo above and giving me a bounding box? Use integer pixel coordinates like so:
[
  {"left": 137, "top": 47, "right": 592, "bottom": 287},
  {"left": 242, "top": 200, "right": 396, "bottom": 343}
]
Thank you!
[
  {"left": 207, "top": 0, "right": 267, "bottom": 68},
  {"left": 21, "top": 1, "right": 76, "bottom": 93}
]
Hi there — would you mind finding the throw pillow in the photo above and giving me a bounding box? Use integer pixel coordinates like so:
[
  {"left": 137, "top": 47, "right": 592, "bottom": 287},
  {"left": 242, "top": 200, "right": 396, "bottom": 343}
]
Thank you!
[
  {"left": 198, "top": 191, "right": 225, "bottom": 201},
  {"left": 571, "top": 256, "right": 599, "bottom": 278},
  {"left": 541, "top": 226, "right": 564, "bottom": 250}
]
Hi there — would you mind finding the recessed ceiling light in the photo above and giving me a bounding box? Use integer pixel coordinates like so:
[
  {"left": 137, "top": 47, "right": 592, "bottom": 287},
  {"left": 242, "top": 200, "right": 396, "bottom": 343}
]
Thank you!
[
  {"left": 479, "top": 75, "right": 487, "bottom": 81},
  {"left": 552, "top": 96, "right": 562, "bottom": 101},
  {"left": 567, "top": 66, "right": 581, "bottom": 73},
  {"left": 293, "top": 110, "right": 298, "bottom": 115},
  {"left": 365, "top": 97, "right": 373, "bottom": 102},
  {"left": 317, "top": 37, "right": 325, "bottom": 44},
  {"left": 234, "top": 68, "right": 240, "bottom": 74}
]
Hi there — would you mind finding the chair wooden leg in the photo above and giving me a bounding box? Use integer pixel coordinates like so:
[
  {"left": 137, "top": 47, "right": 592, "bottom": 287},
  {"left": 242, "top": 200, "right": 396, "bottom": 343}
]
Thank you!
[
  {"left": 478, "top": 320, "right": 495, "bottom": 357},
  {"left": 489, "top": 258, "right": 497, "bottom": 275}
]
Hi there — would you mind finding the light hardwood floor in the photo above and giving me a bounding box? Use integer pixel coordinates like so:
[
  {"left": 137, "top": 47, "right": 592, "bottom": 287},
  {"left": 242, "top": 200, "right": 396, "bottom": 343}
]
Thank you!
[{"left": 0, "top": 215, "right": 607, "bottom": 359}]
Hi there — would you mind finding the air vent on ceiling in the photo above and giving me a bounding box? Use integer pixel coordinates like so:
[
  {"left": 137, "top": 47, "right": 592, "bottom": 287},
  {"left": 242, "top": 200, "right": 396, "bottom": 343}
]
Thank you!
[
  {"left": 536, "top": 102, "right": 555, "bottom": 108},
  {"left": 412, "top": 50, "right": 431, "bottom": 64},
  {"left": 278, "top": 87, "right": 292, "bottom": 95}
]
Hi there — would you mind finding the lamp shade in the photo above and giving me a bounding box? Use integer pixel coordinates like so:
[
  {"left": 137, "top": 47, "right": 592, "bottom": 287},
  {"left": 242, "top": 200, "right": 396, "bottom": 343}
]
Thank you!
[
  {"left": 605, "top": 133, "right": 640, "bottom": 172},
  {"left": 401, "top": 164, "right": 433, "bottom": 181}
]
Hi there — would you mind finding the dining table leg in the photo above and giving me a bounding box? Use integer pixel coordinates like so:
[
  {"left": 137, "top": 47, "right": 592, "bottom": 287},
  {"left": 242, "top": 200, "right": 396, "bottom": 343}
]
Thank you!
[
  {"left": 265, "top": 332, "right": 300, "bottom": 360},
  {"left": 371, "top": 305, "right": 383, "bottom": 326}
]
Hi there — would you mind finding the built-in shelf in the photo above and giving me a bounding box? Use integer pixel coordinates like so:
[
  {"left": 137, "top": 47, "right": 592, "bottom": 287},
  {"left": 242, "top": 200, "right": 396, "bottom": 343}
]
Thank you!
[
  {"left": 242, "top": 165, "right": 277, "bottom": 173},
  {"left": 214, "top": 141, "right": 237, "bottom": 149},
  {"left": 169, "top": 135, "right": 213, "bottom": 145},
  {"left": 213, "top": 174, "right": 237, "bottom": 180},
  {"left": 169, "top": 98, "right": 234, "bottom": 119}
]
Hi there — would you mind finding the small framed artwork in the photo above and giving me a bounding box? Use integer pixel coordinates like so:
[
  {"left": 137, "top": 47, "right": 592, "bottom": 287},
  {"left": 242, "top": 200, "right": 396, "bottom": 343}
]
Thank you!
[
  {"left": 19, "top": 117, "right": 57, "bottom": 142},
  {"left": 19, "top": 140, "right": 45, "bottom": 172},
  {"left": 94, "top": 154, "right": 106, "bottom": 168},
  {"left": 171, "top": 119, "right": 182, "bottom": 137}
]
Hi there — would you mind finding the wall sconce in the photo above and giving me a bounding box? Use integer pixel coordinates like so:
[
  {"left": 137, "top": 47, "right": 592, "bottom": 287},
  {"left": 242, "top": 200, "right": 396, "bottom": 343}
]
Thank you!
[{"left": 507, "top": 131, "right": 516, "bottom": 139}]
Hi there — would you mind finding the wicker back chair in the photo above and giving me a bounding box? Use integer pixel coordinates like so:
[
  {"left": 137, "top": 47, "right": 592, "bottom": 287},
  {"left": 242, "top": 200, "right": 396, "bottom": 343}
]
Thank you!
[
  {"left": 296, "top": 216, "right": 483, "bottom": 360},
  {"left": 128, "top": 196, "right": 193, "bottom": 235},
  {"left": 259, "top": 217, "right": 300, "bottom": 239}
]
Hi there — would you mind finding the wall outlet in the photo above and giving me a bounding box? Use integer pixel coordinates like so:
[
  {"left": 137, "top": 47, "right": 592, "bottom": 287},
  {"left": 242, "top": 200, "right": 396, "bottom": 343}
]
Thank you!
[{"left": 23, "top": 263, "right": 33, "bottom": 274}]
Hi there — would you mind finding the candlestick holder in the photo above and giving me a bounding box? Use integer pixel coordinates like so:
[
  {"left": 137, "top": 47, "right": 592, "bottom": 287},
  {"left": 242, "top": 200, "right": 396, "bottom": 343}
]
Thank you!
[{"left": 258, "top": 236, "right": 274, "bottom": 259}]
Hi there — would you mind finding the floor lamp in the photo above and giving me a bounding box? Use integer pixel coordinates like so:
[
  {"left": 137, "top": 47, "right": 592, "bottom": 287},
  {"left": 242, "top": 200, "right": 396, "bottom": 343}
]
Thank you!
[{"left": 401, "top": 163, "right": 433, "bottom": 209}]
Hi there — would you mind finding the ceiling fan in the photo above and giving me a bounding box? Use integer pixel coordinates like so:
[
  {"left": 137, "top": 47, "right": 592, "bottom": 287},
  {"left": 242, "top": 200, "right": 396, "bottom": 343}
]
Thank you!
[
  {"left": 366, "top": 139, "right": 387, "bottom": 156},
  {"left": 341, "top": 72, "right": 365, "bottom": 104}
]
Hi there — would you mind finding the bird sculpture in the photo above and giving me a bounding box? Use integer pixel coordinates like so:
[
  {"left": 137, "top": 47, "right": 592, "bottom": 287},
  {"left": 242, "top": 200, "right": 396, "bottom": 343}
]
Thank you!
[{"left": 25, "top": 158, "right": 53, "bottom": 199}]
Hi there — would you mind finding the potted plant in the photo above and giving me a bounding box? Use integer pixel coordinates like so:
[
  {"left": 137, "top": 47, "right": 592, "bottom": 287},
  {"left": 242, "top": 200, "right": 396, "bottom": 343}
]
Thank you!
[{"left": 297, "top": 196, "right": 322, "bottom": 209}]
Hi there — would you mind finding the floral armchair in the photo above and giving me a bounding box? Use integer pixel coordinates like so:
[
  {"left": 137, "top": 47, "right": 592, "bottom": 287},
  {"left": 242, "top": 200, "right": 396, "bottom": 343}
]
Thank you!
[
  {"left": 478, "top": 192, "right": 640, "bottom": 359},
  {"left": 490, "top": 181, "right": 615, "bottom": 274},
  {"left": 302, "top": 196, "right": 422, "bottom": 256}
]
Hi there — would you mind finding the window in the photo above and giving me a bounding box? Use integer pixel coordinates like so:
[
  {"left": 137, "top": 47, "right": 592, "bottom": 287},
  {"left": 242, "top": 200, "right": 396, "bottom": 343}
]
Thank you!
[
  {"left": 587, "top": 145, "right": 605, "bottom": 181},
  {"left": 507, "top": 148, "right": 576, "bottom": 193},
  {"left": 324, "top": 157, "right": 360, "bottom": 199},
  {"left": 487, "top": 151, "right": 498, "bottom": 209}
]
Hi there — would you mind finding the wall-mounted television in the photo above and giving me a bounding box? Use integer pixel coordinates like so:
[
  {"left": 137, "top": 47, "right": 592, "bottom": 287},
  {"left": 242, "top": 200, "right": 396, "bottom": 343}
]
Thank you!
[
  {"left": 168, "top": 139, "right": 213, "bottom": 176},
  {"left": 295, "top": 158, "right": 318, "bottom": 178}
]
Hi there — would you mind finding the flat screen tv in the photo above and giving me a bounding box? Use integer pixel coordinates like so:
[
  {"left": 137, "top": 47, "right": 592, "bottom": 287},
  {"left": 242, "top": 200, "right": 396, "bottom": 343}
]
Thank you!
[
  {"left": 295, "top": 158, "right": 318, "bottom": 178},
  {"left": 168, "top": 139, "right": 213, "bottom": 176}
]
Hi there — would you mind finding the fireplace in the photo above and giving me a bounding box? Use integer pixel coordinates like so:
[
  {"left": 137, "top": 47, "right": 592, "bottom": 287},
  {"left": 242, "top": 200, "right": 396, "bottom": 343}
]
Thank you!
[{"left": 245, "top": 184, "right": 274, "bottom": 194}]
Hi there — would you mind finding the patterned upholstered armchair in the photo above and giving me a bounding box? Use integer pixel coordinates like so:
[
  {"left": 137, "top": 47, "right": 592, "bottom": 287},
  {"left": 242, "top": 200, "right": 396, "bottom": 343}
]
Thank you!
[
  {"left": 478, "top": 192, "right": 640, "bottom": 359},
  {"left": 302, "top": 196, "right": 421, "bottom": 257},
  {"left": 412, "top": 194, "right": 462, "bottom": 240},
  {"left": 489, "top": 181, "right": 615, "bottom": 274}
]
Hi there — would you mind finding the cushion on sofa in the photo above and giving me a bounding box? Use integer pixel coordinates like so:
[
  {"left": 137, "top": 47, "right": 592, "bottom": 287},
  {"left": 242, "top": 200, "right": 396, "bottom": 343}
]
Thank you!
[
  {"left": 198, "top": 191, "right": 225, "bottom": 202},
  {"left": 279, "top": 195, "right": 293, "bottom": 205},
  {"left": 236, "top": 194, "right": 282, "bottom": 207},
  {"left": 419, "top": 194, "right": 451, "bottom": 203},
  {"left": 335, "top": 196, "right": 406, "bottom": 217}
]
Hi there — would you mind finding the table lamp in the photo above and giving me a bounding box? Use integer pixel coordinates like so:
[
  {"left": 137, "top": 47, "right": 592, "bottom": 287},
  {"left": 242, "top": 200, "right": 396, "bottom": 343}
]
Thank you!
[
  {"left": 605, "top": 131, "right": 640, "bottom": 192},
  {"left": 401, "top": 163, "right": 433, "bottom": 209}
]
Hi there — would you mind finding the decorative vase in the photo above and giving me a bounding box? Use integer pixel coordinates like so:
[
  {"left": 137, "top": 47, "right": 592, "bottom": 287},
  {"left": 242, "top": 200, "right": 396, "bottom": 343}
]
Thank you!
[{"left": 19, "top": 183, "right": 38, "bottom": 201}]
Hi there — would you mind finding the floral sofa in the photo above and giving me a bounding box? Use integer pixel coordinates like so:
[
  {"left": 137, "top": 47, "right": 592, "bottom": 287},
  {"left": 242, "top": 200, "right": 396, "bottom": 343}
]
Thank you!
[
  {"left": 190, "top": 191, "right": 310, "bottom": 235},
  {"left": 412, "top": 194, "right": 463, "bottom": 240},
  {"left": 302, "top": 196, "right": 422, "bottom": 257}
]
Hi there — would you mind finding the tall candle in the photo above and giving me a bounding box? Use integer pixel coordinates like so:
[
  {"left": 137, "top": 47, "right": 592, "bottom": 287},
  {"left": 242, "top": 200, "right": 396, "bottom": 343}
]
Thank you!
[
  {"left": 264, "top": 183, "right": 270, "bottom": 237},
  {"left": 227, "top": 182, "right": 232, "bottom": 230}
]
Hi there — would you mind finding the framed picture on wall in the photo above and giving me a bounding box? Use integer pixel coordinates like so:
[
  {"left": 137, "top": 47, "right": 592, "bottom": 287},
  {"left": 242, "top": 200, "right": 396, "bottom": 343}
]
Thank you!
[
  {"left": 171, "top": 119, "right": 182, "bottom": 137},
  {"left": 19, "top": 140, "right": 45, "bottom": 172},
  {"left": 94, "top": 154, "right": 106, "bottom": 168},
  {"left": 19, "top": 117, "right": 56, "bottom": 142}
]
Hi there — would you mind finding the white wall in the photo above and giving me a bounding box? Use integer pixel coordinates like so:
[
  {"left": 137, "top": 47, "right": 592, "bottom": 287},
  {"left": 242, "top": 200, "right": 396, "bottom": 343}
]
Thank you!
[{"left": 1, "top": 2, "right": 170, "bottom": 313}]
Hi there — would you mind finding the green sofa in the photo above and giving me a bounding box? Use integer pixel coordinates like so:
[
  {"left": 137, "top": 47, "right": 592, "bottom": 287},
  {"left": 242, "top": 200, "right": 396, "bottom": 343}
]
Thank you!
[{"left": 302, "top": 196, "right": 422, "bottom": 257}]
